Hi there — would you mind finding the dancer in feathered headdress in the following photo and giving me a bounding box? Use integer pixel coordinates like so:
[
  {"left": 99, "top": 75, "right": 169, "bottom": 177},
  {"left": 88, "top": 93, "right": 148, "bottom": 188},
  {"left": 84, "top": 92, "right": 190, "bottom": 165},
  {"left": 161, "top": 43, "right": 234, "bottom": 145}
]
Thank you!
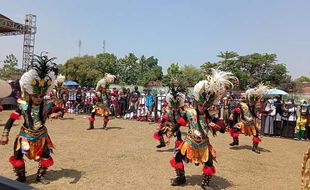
[
  {"left": 87, "top": 73, "right": 116, "bottom": 130},
  {"left": 228, "top": 83, "right": 268, "bottom": 154},
  {"left": 55, "top": 74, "right": 65, "bottom": 99},
  {"left": 169, "top": 69, "right": 236, "bottom": 189},
  {"left": 153, "top": 81, "right": 187, "bottom": 149},
  {"left": 50, "top": 74, "right": 66, "bottom": 118},
  {"left": 0, "top": 55, "right": 61, "bottom": 184}
]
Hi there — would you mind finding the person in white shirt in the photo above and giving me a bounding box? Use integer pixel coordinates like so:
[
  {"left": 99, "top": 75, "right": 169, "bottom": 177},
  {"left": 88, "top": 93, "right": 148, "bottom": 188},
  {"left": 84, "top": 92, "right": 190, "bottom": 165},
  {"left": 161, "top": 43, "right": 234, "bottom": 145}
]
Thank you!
[
  {"left": 281, "top": 99, "right": 297, "bottom": 138},
  {"left": 263, "top": 98, "right": 276, "bottom": 135}
]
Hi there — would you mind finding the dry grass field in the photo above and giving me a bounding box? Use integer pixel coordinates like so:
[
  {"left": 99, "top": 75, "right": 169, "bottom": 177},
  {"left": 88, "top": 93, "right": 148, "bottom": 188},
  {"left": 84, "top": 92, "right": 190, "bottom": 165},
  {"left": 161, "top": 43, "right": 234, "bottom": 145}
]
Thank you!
[{"left": 0, "top": 111, "right": 308, "bottom": 190}]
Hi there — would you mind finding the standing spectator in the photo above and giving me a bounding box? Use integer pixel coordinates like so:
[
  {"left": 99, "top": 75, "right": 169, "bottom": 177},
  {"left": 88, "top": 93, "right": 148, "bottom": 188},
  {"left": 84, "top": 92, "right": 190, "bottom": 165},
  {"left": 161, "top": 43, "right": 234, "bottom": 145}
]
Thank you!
[
  {"left": 281, "top": 99, "right": 297, "bottom": 138},
  {"left": 306, "top": 99, "right": 310, "bottom": 140},
  {"left": 295, "top": 101, "right": 308, "bottom": 140},
  {"left": 110, "top": 93, "right": 117, "bottom": 117},
  {"left": 145, "top": 88, "right": 154, "bottom": 121},
  {"left": 129, "top": 86, "right": 140, "bottom": 118},
  {"left": 273, "top": 97, "right": 283, "bottom": 136},
  {"left": 75, "top": 87, "right": 83, "bottom": 113},
  {"left": 118, "top": 88, "right": 128, "bottom": 117},
  {"left": 84, "top": 88, "right": 93, "bottom": 114},
  {"left": 263, "top": 98, "right": 276, "bottom": 136},
  {"left": 260, "top": 98, "right": 268, "bottom": 135}
]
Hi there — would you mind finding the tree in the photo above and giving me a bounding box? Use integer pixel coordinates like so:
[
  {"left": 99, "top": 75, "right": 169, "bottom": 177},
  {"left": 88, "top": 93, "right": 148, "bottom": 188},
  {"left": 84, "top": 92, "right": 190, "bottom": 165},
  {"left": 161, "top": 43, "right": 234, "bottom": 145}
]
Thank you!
[
  {"left": 118, "top": 53, "right": 139, "bottom": 85},
  {"left": 162, "top": 63, "right": 185, "bottom": 86},
  {"left": 60, "top": 55, "right": 98, "bottom": 87},
  {"left": 0, "top": 54, "right": 23, "bottom": 80},
  {"left": 180, "top": 65, "right": 203, "bottom": 87},
  {"left": 295, "top": 76, "right": 310, "bottom": 83},
  {"left": 211, "top": 52, "right": 290, "bottom": 89},
  {"left": 137, "top": 56, "right": 163, "bottom": 86},
  {"left": 217, "top": 51, "right": 239, "bottom": 73},
  {"left": 95, "top": 53, "right": 120, "bottom": 78},
  {"left": 200, "top": 61, "right": 219, "bottom": 76},
  {"left": 235, "top": 53, "right": 290, "bottom": 89}
]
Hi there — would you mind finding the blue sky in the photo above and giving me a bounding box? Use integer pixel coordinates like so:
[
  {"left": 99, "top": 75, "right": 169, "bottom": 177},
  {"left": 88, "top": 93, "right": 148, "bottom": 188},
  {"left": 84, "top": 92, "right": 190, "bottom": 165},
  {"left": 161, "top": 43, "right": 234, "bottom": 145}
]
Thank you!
[{"left": 1, "top": 0, "right": 309, "bottom": 78}]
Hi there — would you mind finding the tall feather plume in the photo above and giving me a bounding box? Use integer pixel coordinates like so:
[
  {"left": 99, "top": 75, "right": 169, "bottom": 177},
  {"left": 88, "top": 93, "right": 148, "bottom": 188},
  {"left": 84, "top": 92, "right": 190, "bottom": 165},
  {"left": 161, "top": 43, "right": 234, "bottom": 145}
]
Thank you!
[
  {"left": 167, "top": 79, "right": 186, "bottom": 99},
  {"left": 32, "top": 55, "right": 58, "bottom": 79},
  {"left": 206, "top": 69, "right": 238, "bottom": 95},
  {"left": 56, "top": 74, "right": 66, "bottom": 84},
  {"left": 96, "top": 73, "right": 116, "bottom": 91},
  {"left": 245, "top": 83, "right": 269, "bottom": 101},
  {"left": 193, "top": 80, "right": 207, "bottom": 103},
  {"left": 104, "top": 73, "right": 116, "bottom": 84}
]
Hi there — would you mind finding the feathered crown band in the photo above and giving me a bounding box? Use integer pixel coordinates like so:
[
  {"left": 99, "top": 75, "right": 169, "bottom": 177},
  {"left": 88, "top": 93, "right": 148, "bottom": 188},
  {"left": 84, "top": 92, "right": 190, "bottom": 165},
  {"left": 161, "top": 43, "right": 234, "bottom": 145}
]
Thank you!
[
  {"left": 245, "top": 83, "right": 269, "bottom": 103},
  {"left": 96, "top": 73, "right": 116, "bottom": 91},
  {"left": 193, "top": 69, "right": 238, "bottom": 105},
  {"left": 19, "top": 55, "right": 58, "bottom": 100},
  {"left": 165, "top": 80, "right": 186, "bottom": 108}
]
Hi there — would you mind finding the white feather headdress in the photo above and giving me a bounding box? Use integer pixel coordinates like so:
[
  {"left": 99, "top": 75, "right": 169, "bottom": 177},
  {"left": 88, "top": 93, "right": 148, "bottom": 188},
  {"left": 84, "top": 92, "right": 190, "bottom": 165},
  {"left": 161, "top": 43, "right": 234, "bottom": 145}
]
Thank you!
[
  {"left": 96, "top": 73, "right": 116, "bottom": 91},
  {"left": 55, "top": 74, "right": 66, "bottom": 86},
  {"left": 19, "top": 55, "right": 58, "bottom": 101},
  {"left": 245, "top": 83, "right": 269, "bottom": 102},
  {"left": 193, "top": 69, "right": 238, "bottom": 104}
]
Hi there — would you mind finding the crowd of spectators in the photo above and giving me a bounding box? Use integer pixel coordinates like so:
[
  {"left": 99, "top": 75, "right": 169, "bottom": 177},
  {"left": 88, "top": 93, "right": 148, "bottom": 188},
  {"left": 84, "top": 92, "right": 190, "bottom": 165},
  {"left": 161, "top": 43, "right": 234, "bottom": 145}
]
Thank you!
[
  {"left": 226, "top": 93, "right": 310, "bottom": 141},
  {"left": 50, "top": 86, "right": 176, "bottom": 122}
]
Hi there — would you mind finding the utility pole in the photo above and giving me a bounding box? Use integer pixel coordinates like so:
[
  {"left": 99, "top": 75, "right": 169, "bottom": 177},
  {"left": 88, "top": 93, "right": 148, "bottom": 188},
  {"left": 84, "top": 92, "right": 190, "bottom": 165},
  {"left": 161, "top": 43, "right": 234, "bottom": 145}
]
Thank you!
[
  {"left": 78, "top": 40, "right": 82, "bottom": 57},
  {"left": 103, "top": 40, "right": 106, "bottom": 53}
]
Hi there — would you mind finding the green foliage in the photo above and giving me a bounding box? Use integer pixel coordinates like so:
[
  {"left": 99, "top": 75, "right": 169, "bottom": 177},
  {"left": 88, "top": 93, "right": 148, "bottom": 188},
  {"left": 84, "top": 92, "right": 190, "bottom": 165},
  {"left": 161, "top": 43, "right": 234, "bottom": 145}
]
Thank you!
[
  {"left": 200, "top": 61, "right": 218, "bottom": 76},
  {"left": 59, "top": 55, "right": 98, "bottom": 87},
  {"left": 162, "top": 63, "right": 183, "bottom": 86},
  {"left": 95, "top": 53, "right": 119, "bottom": 77},
  {"left": 0, "top": 54, "right": 23, "bottom": 80},
  {"left": 295, "top": 76, "right": 310, "bottom": 83},
  {"left": 58, "top": 50, "right": 292, "bottom": 90},
  {"left": 214, "top": 52, "right": 290, "bottom": 90},
  {"left": 118, "top": 53, "right": 139, "bottom": 85},
  {"left": 180, "top": 65, "right": 203, "bottom": 87},
  {"left": 59, "top": 53, "right": 163, "bottom": 87}
]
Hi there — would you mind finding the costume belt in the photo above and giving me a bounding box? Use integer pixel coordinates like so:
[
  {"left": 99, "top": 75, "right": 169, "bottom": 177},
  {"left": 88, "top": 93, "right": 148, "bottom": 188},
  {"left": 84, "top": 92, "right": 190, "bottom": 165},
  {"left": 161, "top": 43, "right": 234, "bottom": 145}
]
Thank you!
[
  {"left": 19, "top": 126, "right": 47, "bottom": 142},
  {"left": 186, "top": 134, "right": 208, "bottom": 145}
]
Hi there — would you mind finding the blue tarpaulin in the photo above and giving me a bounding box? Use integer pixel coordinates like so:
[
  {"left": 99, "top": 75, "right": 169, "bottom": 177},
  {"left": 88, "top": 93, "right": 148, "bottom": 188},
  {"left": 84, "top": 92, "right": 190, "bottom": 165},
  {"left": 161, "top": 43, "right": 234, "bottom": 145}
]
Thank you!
[{"left": 63, "top": 80, "right": 79, "bottom": 86}]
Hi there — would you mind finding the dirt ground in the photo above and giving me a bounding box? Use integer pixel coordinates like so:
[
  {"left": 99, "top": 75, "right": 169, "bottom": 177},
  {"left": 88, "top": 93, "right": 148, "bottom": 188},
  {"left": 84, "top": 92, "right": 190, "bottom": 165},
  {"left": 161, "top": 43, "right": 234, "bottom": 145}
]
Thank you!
[{"left": 0, "top": 110, "right": 308, "bottom": 190}]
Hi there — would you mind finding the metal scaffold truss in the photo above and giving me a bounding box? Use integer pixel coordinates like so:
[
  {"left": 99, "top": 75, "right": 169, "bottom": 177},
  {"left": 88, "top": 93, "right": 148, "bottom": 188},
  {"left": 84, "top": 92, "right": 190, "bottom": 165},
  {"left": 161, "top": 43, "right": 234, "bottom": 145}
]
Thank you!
[
  {"left": 22, "top": 14, "right": 37, "bottom": 70},
  {"left": 0, "top": 14, "right": 37, "bottom": 71}
]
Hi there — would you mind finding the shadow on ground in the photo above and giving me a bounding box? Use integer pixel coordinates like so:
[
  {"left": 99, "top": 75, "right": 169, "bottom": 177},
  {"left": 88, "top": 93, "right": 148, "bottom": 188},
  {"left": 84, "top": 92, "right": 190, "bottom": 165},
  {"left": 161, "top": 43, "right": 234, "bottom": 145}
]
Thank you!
[
  {"left": 156, "top": 148, "right": 174, "bottom": 153},
  {"left": 229, "top": 145, "right": 271, "bottom": 153},
  {"left": 59, "top": 117, "right": 75, "bottom": 120},
  {"left": 106, "top": 127, "right": 123, "bottom": 130},
  {"left": 27, "top": 168, "right": 83, "bottom": 184},
  {"left": 186, "top": 175, "right": 233, "bottom": 190}
]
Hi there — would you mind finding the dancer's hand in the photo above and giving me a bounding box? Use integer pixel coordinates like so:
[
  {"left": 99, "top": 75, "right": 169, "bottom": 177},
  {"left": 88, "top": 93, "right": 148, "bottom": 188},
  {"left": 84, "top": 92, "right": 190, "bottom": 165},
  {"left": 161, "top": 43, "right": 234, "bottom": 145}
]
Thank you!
[
  {"left": 50, "top": 113, "right": 60, "bottom": 119},
  {"left": 165, "top": 138, "right": 170, "bottom": 145},
  {"left": 0, "top": 135, "right": 9, "bottom": 145}
]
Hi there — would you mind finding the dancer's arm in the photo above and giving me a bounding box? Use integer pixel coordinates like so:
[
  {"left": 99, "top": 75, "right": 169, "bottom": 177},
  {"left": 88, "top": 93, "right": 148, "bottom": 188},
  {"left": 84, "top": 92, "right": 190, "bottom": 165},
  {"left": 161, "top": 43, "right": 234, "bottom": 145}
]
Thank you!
[{"left": 0, "top": 109, "right": 22, "bottom": 145}]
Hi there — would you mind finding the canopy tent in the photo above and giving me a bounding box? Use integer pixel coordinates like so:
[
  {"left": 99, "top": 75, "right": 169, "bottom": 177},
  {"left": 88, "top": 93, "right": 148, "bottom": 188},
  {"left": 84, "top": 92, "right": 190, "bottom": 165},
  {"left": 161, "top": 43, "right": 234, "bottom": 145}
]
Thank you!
[
  {"left": 63, "top": 80, "right": 79, "bottom": 86},
  {"left": 266, "top": 88, "right": 288, "bottom": 96}
]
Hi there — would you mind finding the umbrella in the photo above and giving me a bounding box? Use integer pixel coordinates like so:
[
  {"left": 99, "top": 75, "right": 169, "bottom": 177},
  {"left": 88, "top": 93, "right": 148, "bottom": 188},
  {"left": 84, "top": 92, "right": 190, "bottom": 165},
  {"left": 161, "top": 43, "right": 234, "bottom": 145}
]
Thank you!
[
  {"left": 63, "top": 80, "right": 79, "bottom": 86},
  {"left": 0, "top": 80, "right": 12, "bottom": 98},
  {"left": 266, "top": 88, "right": 288, "bottom": 95}
]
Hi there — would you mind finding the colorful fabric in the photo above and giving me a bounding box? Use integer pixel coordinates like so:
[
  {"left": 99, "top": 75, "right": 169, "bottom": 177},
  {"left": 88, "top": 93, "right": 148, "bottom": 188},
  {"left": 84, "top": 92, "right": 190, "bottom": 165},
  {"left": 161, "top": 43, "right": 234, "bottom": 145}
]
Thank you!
[
  {"left": 296, "top": 117, "right": 307, "bottom": 131},
  {"left": 15, "top": 126, "right": 54, "bottom": 161},
  {"left": 179, "top": 141, "right": 215, "bottom": 165}
]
